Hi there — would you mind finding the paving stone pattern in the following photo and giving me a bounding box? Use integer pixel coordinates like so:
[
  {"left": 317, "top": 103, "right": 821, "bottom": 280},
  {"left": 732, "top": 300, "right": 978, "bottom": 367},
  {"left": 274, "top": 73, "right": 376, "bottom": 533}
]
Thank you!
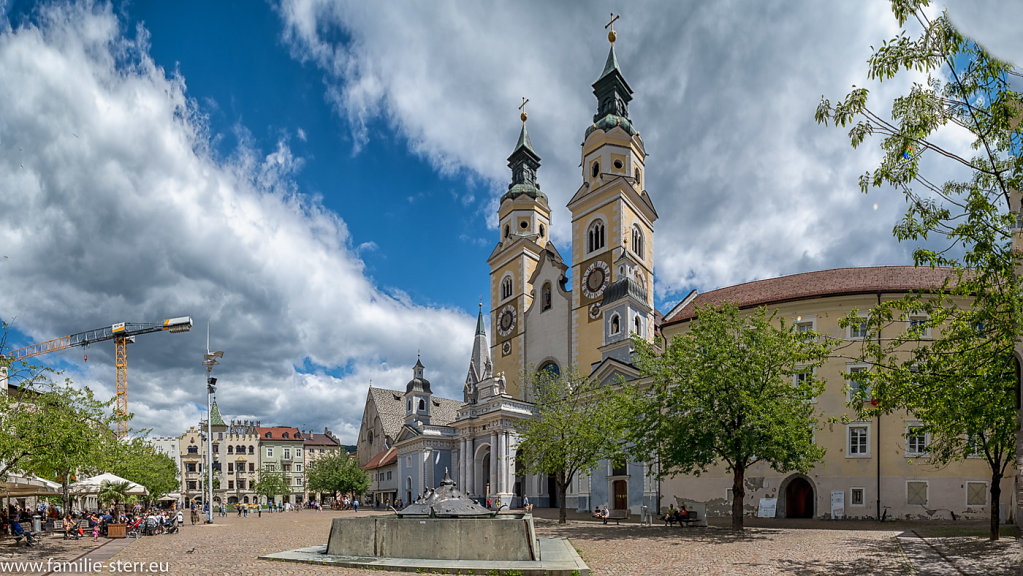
[{"left": 4, "top": 509, "right": 1020, "bottom": 575}]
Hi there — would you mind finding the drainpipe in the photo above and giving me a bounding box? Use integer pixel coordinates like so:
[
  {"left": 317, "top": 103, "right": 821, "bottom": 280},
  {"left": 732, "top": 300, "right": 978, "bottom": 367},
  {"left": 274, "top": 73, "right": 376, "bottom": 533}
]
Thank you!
[{"left": 876, "top": 291, "right": 882, "bottom": 521}]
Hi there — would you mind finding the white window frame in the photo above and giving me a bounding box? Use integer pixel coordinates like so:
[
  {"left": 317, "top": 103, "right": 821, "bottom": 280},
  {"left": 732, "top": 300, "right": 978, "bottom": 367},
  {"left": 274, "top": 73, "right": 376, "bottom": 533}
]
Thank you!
[
  {"left": 794, "top": 315, "right": 816, "bottom": 338},
  {"left": 793, "top": 366, "right": 818, "bottom": 403},
  {"left": 295, "top": 464, "right": 303, "bottom": 472},
  {"left": 907, "top": 314, "right": 931, "bottom": 338},
  {"left": 283, "top": 447, "right": 291, "bottom": 460},
  {"left": 608, "top": 313, "right": 621, "bottom": 335},
  {"left": 905, "top": 423, "right": 929, "bottom": 457},
  {"left": 847, "top": 423, "right": 871, "bottom": 458},
  {"left": 849, "top": 316, "right": 869, "bottom": 340},
  {"left": 266, "top": 447, "right": 273, "bottom": 458},
  {"left": 850, "top": 487, "right": 865, "bottom": 507},
  {"left": 296, "top": 448, "right": 302, "bottom": 458},
  {"left": 965, "top": 481, "right": 988, "bottom": 507},
  {"left": 295, "top": 477, "right": 303, "bottom": 487},
  {"left": 906, "top": 480, "right": 929, "bottom": 506},
  {"left": 846, "top": 365, "right": 871, "bottom": 403}
]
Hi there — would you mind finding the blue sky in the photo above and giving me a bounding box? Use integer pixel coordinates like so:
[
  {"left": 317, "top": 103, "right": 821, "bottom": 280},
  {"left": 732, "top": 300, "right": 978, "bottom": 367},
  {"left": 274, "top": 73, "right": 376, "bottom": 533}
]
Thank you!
[{"left": 0, "top": 0, "right": 1019, "bottom": 442}]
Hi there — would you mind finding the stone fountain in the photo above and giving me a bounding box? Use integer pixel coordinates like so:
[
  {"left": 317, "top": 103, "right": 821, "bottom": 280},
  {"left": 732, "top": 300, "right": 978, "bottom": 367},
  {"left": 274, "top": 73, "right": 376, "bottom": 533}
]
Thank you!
[{"left": 261, "top": 469, "right": 588, "bottom": 575}]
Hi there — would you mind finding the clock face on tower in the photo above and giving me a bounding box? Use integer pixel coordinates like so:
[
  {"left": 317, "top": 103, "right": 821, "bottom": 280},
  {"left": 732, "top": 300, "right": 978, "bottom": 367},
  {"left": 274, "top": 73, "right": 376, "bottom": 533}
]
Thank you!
[
  {"left": 497, "top": 304, "right": 517, "bottom": 338},
  {"left": 582, "top": 260, "right": 611, "bottom": 299}
]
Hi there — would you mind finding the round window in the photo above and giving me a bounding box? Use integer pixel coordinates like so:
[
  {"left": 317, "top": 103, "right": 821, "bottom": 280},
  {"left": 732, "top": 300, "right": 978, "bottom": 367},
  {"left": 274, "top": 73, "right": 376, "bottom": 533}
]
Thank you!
[
  {"left": 613, "top": 159, "right": 624, "bottom": 170},
  {"left": 520, "top": 221, "right": 528, "bottom": 229}
]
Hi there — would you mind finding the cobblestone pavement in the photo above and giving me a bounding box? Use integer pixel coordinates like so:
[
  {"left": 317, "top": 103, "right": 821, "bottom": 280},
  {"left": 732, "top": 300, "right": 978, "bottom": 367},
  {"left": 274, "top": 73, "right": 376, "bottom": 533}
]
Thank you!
[{"left": 2, "top": 509, "right": 1019, "bottom": 575}]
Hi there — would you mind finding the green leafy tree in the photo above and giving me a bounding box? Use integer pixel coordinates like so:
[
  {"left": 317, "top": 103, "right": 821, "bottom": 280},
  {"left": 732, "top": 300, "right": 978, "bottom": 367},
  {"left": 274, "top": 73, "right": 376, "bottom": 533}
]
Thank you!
[
  {"left": 633, "top": 304, "right": 832, "bottom": 530},
  {"left": 103, "top": 437, "right": 178, "bottom": 504},
  {"left": 252, "top": 470, "right": 290, "bottom": 505},
  {"left": 515, "top": 367, "right": 635, "bottom": 524},
  {"left": 816, "top": 0, "right": 1021, "bottom": 538},
  {"left": 307, "top": 452, "right": 368, "bottom": 503}
]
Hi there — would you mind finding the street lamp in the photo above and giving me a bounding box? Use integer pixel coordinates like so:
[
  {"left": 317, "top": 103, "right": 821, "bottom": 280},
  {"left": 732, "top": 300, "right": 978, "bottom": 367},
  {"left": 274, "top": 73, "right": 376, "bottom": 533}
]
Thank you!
[{"left": 203, "top": 347, "right": 224, "bottom": 524}]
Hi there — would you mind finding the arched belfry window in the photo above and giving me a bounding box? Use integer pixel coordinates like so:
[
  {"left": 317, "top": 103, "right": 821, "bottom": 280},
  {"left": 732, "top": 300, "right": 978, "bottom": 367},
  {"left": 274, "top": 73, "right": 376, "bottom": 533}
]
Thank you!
[
  {"left": 591, "top": 161, "right": 600, "bottom": 179},
  {"left": 418, "top": 399, "right": 425, "bottom": 411},
  {"left": 588, "top": 220, "right": 605, "bottom": 253},
  {"left": 634, "top": 315, "right": 642, "bottom": 335},
  {"left": 501, "top": 276, "right": 513, "bottom": 300},
  {"left": 610, "top": 314, "right": 620, "bottom": 335},
  {"left": 504, "top": 224, "right": 510, "bottom": 238},
  {"left": 631, "top": 224, "right": 644, "bottom": 259},
  {"left": 541, "top": 282, "right": 552, "bottom": 311}
]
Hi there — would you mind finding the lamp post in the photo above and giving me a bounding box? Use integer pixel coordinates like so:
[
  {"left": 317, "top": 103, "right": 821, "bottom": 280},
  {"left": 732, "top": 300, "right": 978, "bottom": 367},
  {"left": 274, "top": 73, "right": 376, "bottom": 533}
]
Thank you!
[{"left": 203, "top": 347, "right": 224, "bottom": 524}]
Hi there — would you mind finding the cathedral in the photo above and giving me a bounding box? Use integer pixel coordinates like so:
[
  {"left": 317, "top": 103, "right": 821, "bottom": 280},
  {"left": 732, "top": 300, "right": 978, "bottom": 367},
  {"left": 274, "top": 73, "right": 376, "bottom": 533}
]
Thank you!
[
  {"left": 357, "top": 29, "right": 658, "bottom": 513},
  {"left": 356, "top": 26, "right": 1015, "bottom": 522}
]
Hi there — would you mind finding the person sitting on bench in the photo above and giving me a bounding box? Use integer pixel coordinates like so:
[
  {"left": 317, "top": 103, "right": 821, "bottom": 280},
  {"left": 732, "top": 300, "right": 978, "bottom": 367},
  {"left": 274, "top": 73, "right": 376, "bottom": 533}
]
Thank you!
[
  {"left": 663, "top": 504, "right": 677, "bottom": 524},
  {"left": 11, "top": 514, "right": 37, "bottom": 546},
  {"left": 591, "top": 506, "right": 602, "bottom": 519},
  {"left": 677, "top": 503, "right": 689, "bottom": 522}
]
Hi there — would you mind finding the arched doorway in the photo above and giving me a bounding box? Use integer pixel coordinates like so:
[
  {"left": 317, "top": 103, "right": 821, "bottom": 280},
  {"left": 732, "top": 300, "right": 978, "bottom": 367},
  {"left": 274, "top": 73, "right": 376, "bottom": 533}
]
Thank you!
[{"left": 785, "top": 477, "right": 815, "bottom": 518}]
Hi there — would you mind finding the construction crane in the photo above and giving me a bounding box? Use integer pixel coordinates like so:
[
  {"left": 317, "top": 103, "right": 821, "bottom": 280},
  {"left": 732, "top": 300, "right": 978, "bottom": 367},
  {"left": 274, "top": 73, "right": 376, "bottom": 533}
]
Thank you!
[{"left": 5, "top": 317, "right": 193, "bottom": 435}]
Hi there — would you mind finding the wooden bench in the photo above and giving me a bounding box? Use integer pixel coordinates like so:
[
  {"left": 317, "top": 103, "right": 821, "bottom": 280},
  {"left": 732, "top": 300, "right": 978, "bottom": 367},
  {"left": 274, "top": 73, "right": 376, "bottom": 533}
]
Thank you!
[
  {"left": 664, "top": 510, "right": 699, "bottom": 527},
  {"left": 604, "top": 509, "right": 629, "bottom": 525}
]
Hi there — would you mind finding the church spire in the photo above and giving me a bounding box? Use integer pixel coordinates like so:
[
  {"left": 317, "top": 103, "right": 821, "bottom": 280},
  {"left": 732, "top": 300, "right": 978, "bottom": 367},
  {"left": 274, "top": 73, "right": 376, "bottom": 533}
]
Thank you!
[
  {"left": 465, "top": 302, "right": 492, "bottom": 403},
  {"left": 502, "top": 98, "right": 545, "bottom": 202},
  {"left": 589, "top": 14, "right": 636, "bottom": 137}
]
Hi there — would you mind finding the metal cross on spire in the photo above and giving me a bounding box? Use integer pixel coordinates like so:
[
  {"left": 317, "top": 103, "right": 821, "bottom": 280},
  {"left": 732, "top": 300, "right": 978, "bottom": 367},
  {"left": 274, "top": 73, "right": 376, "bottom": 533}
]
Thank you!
[
  {"left": 605, "top": 12, "right": 619, "bottom": 44},
  {"left": 519, "top": 97, "right": 529, "bottom": 123}
]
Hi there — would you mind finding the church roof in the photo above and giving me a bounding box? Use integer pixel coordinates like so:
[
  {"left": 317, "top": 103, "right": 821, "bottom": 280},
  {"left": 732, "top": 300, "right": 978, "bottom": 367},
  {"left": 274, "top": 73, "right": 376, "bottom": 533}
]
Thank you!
[
  {"left": 602, "top": 278, "right": 646, "bottom": 305},
  {"left": 514, "top": 122, "right": 536, "bottom": 155},
  {"left": 663, "top": 266, "right": 958, "bottom": 325},
  {"left": 599, "top": 44, "right": 622, "bottom": 81},
  {"left": 209, "top": 399, "right": 226, "bottom": 428},
  {"left": 368, "top": 386, "right": 462, "bottom": 432}
]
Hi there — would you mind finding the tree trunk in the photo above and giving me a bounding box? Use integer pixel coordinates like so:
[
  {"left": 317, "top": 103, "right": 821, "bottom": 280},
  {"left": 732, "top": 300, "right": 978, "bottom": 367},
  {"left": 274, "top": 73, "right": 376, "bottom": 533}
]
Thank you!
[
  {"left": 989, "top": 471, "right": 1003, "bottom": 541},
  {"left": 558, "top": 479, "right": 568, "bottom": 524},
  {"left": 731, "top": 465, "right": 745, "bottom": 531}
]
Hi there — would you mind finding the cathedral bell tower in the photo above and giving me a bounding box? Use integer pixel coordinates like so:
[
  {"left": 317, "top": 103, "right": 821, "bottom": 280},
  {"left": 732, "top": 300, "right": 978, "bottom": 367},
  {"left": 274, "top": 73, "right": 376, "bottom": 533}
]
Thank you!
[
  {"left": 567, "top": 18, "right": 658, "bottom": 374},
  {"left": 488, "top": 101, "right": 552, "bottom": 399}
]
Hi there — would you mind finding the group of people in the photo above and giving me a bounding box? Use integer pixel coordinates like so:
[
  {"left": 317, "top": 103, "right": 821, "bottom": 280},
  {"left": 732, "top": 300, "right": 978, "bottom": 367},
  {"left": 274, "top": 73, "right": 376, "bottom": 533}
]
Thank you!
[{"left": 663, "top": 503, "right": 690, "bottom": 525}]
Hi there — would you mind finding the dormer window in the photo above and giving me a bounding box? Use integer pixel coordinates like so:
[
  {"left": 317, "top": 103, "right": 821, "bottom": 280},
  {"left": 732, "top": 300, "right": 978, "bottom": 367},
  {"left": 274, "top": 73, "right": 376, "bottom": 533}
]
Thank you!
[{"left": 282, "top": 432, "right": 289, "bottom": 439}]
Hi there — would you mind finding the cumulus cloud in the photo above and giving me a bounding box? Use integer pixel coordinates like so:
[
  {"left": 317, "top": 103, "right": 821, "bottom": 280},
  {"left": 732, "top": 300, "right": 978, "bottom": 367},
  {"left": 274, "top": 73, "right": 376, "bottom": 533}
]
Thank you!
[
  {"left": 0, "top": 1, "right": 475, "bottom": 441},
  {"left": 277, "top": 0, "right": 1019, "bottom": 310}
]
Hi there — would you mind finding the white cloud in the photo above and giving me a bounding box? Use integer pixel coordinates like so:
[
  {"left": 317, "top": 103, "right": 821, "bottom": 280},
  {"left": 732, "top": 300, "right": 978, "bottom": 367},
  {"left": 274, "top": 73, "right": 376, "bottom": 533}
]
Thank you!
[{"left": 0, "top": 1, "right": 475, "bottom": 442}]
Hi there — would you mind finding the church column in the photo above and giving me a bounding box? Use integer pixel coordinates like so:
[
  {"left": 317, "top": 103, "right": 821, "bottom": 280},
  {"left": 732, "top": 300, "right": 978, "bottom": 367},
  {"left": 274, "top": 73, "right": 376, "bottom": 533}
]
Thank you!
[
  {"left": 506, "top": 432, "right": 517, "bottom": 497},
  {"left": 490, "top": 431, "right": 498, "bottom": 497},
  {"left": 458, "top": 437, "right": 466, "bottom": 490}
]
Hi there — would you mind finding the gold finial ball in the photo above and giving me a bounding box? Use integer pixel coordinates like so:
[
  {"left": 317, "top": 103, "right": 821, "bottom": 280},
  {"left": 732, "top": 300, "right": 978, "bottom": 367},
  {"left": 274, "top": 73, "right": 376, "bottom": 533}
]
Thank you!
[
  {"left": 520, "top": 111, "right": 527, "bottom": 123},
  {"left": 608, "top": 30, "right": 616, "bottom": 43}
]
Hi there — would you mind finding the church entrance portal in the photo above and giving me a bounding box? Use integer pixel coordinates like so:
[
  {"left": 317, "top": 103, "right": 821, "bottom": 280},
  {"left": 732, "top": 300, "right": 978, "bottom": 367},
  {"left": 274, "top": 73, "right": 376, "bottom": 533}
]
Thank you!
[
  {"left": 613, "top": 480, "right": 628, "bottom": 510},
  {"left": 785, "top": 476, "right": 814, "bottom": 518}
]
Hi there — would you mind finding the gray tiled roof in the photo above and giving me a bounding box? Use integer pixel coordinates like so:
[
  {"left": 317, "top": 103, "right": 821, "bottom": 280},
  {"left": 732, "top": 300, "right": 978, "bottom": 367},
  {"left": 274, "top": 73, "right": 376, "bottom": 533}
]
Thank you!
[{"left": 368, "top": 386, "right": 463, "bottom": 437}]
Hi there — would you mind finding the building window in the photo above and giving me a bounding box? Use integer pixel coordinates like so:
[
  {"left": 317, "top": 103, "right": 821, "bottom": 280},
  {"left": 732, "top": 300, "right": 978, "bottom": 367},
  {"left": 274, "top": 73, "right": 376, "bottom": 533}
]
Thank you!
[
  {"left": 265, "top": 464, "right": 276, "bottom": 472},
  {"left": 850, "top": 487, "right": 865, "bottom": 506},
  {"left": 906, "top": 481, "right": 928, "bottom": 506},
  {"left": 633, "top": 315, "right": 642, "bottom": 335},
  {"left": 501, "top": 276, "right": 513, "bottom": 300},
  {"left": 631, "top": 225, "right": 644, "bottom": 259},
  {"left": 266, "top": 447, "right": 273, "bottom": 458},
  {"left": 238, "top": 479, "right": 246, "bottom": 490},
  {"left": 793, "top": 368, "right": 817, "bottom": 403},
  {"left": 908, "top": 315, "right": 930, "bottom": 338},
  {"left": 296, "top": 464, "right": 303, "bottom": 472},
  {"left": 591, "top": 160, "right": 600, "bottom": 178},
  {"left": 296, "top": 448, "right": 302, "bottom": 458},
  {"left": 634, "top": 167, "right": 641, "bottom": 183},
  {"left": 539, "top": 223, "right": 545, "bottom": 238},
  {"left": 846, "top": 367, "right": 870, "bottom": 402},
  {"left": 186, "top": 463, "right": 196, "bottom": 473},
  {"left": 849, "top": 317, "right": 869, "bottom": 339},
  {"left": 227, "top": 463, "right": 234, "bottom": 473},
  {"left": 187, "top": 481, "right": 196, "bottom": 490},
  {"left": 227, "top": 445, "right": 233, "bottom": 454},
  {"left": 248, "top": 446, "right": 254, "bottom": 455},
  {"left": 966, "top": 482, "right": 987, "bottom": 507},
  {"left": 387, "top": 471, "right": 392, "bottom": 480},
  {"left": 587, "top": 220, "right": 605, "bottom": 253},
  {"left": 283, "top": 448, "right": 291, "bottom": 460},
  {"left": 610, "top": 314, "right": 620, "bottom": 335},
  {"left": 418, "top": 399, "right": 425, "bottom": 411},
  {"left": 905, "top": 425, "right": 928, "bottom": 456},
  {"left": 541, "top": 282, "right": 552, "bottom": 311},
  {"left": 282, "top": 464, "right": 291, "bottom": 472},
  {"left": 249, "top": 463, "right": 254, "bottom": 472},
  {"left": 503, "top": 224, "right": 509, "bottom": 238},
  {"left": 212, "top": 444, "right": 219, "bottom": 453},
  {"left": 847, "top": 424, "right": 870, "bottom": 457},
  {"left": 228, "top": 480, "right": 234, "bottom": 490},
  {"left": 795, "top": 318, "right": 815, "bottom": 339}
]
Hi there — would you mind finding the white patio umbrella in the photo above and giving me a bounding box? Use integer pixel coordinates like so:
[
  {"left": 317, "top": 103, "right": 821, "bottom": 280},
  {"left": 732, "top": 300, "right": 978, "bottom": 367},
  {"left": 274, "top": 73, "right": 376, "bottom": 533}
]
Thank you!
[
  {"left": 69, "top": 472, "right": 148, "bottom": 496},
  {"left": 0, "top": 472, "right": 61, "bottom": 496}
]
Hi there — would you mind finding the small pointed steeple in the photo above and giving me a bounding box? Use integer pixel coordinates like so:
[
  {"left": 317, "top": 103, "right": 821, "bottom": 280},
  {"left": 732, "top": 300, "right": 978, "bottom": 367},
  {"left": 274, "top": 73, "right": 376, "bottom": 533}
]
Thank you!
[
  {"left": 209, "top": 398, "right": 227, "bottom": 428},
  {"left": 465, "top": 302, "right": 491, "bottom": 404}
]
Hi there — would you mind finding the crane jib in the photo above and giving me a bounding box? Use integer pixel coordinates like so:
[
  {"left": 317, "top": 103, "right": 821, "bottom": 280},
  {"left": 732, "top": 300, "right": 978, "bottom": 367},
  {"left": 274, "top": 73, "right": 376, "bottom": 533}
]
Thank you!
[{"left": 4, "top": 316, "right": 193, "bottom": 361}]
